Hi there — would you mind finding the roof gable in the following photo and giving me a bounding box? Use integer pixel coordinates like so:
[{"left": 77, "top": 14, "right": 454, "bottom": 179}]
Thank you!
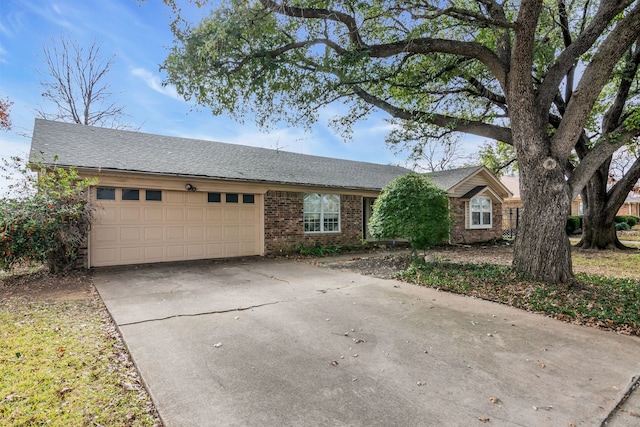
[{"left": 426, "top": 166, "right": 511, "bottom": 200}]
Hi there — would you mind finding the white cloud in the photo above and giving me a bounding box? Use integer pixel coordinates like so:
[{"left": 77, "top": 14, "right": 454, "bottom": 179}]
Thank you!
[{"left": 131, "top": 67, "right": 181, "bottom": 100}]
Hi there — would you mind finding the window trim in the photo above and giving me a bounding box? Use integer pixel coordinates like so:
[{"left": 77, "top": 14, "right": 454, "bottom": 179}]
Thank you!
[
  {"left": 145, "top": 189, "right": 162, "bottom": 201},
  {"left": 96, "top": 187, "right": 116, "bottom": 200},
  {"left": 304, "top": 193, "right": 341, "bottom": 234},
  {"left": 121, "top": 188, "right": 140, "bottom": 201},
  {"left": 469, "top": 196, "right": 492, "bottom": 229},
  {"left": 208, "top": 192, "right": 221, "bottom": 203}
]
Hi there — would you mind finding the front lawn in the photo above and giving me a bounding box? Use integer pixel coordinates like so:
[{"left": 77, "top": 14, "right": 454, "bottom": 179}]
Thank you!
[
  {"left": 398, "top": 260, "right": 640, "bottom": 336},
  {"left": 0, "top": 273, "right": 160, "bottom": 426}
]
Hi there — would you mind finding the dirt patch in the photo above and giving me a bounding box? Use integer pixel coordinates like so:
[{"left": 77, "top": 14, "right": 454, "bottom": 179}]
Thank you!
[
  {"left": 318, "top": 243, "right": 514, "bottom": 279},
  {"left": 1, "top": 268, "right": 93, "bottom": 303}
]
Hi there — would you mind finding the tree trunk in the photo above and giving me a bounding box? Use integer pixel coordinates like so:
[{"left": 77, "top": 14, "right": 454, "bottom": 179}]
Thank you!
[
  {"left": 576, "top": 166, "right": 629, "bottom": 250},
  {"left": 513, "top": 160, "right": 574, "bottom": 284}
]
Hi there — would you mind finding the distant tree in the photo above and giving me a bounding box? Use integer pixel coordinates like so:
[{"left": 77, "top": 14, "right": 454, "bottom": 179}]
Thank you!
[
  {"left": 369, "top": 173, "right": 450, "bottom": 258},
  {"left": 477, "top": 141, "right": 517, "bottom": 178},
  {"left": 0, "top": 96, "right": 12, "bottom": 131},
  {"left": 36, "top": 34, "right": 128, "bottom": 128}
]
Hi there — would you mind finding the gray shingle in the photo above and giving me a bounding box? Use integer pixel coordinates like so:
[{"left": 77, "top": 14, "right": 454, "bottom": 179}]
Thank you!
[
  {"left": 30, "top": 119, "right": 412, "bottom": 191},
  {"left": 426, "top": 165, "right": 484, "bottom": 191}
]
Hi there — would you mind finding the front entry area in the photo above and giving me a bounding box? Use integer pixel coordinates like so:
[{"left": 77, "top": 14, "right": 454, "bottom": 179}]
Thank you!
[{"left": 89, "top": 187, "right": 262, "bottom": 267}]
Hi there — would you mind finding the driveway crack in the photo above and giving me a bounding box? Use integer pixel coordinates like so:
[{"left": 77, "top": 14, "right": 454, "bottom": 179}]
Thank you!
[
  {"left": 600, "top": 374, "right": 640, "bottom": 426},
  {"left": 118, "top": 301, "right": 282, "bottom": 326}
]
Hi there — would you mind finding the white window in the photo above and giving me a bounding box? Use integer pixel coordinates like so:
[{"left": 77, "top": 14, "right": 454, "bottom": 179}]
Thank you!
[
  {"left": 304, "top": 193, "right": 340, "bottom": 233},
  {"left": 470, "top": 197, "right": 492, "bottom": 228}
]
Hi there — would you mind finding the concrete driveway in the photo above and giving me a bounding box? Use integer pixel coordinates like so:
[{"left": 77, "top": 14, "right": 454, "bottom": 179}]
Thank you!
[{"left": 93, "top": 258, "right": 640, "bottom": 427}]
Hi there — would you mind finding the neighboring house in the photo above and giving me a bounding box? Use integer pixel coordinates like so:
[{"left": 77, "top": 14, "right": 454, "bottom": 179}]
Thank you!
[
  {"left": 616, "top": 195, "right": 640, "bottom": 217},
  {"left": 500, "top": 175, "right": 639, "bottom": 219},
  {"left": 30, "top": 119, "right": 510, "bottom": 268}
]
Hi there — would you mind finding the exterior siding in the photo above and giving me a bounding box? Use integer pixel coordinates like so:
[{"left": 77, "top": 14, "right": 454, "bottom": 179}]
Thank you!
[
  {"left": 263, "top": 190, "right": 364, "bottom": 255},
  {"left": 449, "top": 197, "right": 503, "bottom": 244}
]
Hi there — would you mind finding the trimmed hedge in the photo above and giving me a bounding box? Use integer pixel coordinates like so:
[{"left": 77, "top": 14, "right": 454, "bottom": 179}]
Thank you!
[
  {"left": 566, "top": 216, "right": 581, "bottom": 234},
  {"left": 616, "top": 222, "right": 631, "bottom": 231}
]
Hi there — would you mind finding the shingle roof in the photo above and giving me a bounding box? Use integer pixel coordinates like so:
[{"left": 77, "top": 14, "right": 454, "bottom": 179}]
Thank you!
[
  {"left": 29, "top": 119, "right": 412, "bottom": 191},
  {"left": 426, "top": 165, "right": 484, "bottom": 191}
]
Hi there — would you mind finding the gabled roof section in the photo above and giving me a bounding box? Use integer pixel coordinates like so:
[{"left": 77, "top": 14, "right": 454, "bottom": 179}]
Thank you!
[
  {"left": 460, "top": 186, "right": 487, "bottom": 199},
  {"left": 29, "top": 119, "right": 411, "bottom": 191},
  {"left": 426, "top": 165, "right": 512, "bottom": 199},
  {"left": 426, "top": 166, "right": 484, "bottom": 191}
]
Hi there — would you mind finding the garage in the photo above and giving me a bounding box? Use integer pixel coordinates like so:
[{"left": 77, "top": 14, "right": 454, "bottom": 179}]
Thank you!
[{"left": 90, "top": 187, "right": 262, "bottom": 267}]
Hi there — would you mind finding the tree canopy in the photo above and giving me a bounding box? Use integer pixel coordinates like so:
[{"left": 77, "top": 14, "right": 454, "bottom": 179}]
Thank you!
[
  {"left": 368, "top": 172, "right": 450, "bottom": 254},
  {"left": 162, "top": 0, "right": 640, "bottom": 283}
]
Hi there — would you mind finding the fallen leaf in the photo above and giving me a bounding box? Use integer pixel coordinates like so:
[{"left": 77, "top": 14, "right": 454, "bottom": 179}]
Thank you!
[
  {"left": 489, "top": 397, "right": 502, "bottom": 404},
  {"left": 538, "top": 361, "right": 546, "bottom": 369},
  {"left": 213, "top": 342, "right": 222, "bottom": 348},
  {"left": 353, "top": 338, "right": 365, "bottom": 344},
  {"left": 629, "top": 410, "right": 640, "bottom": 418},
  {"left": 330, "top": 360, "right": 339, "bottom": 366},
  {"left": 479, "top": 417, "right": 490, "bottom": 423},
  {"left": 416, "top": 381, "right": 426, "bottom": 386}
]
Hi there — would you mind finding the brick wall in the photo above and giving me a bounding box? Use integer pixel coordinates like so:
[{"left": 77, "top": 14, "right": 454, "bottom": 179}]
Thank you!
[
  {"left": 449, "top": 197, "right": 503, "bottom": 244},
  {"left": 263, "top": 191, "right": 364, "bottom": 255}
]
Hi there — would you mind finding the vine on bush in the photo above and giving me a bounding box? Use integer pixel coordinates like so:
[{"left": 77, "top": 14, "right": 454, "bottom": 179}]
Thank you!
[{"left": 0, "top": 155, "right": 96, "bottom": 273}]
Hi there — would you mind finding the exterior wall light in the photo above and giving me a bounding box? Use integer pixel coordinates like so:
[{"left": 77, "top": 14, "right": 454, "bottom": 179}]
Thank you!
[{"left": 185, "top": 184, "right": 197, "bottom": 191}]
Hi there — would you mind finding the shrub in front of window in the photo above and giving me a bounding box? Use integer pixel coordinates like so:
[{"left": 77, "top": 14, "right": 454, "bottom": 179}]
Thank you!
[
  {"left": 0, "top": 155, "right": 96, "bottom": 273},
  {"left": 368, "top": 172, "right": 450, "bottom": 257}
]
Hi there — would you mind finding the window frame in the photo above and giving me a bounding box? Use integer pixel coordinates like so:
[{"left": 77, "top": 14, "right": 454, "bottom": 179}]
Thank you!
[
  {"left": 121, "top": 188, "right": 140, "bottom": 201},
  {"left": 469, "top": 196, "right": 492, "bottom": 229},
  {"left": 96, "top": 187, "right": 116, "bottom": 200},
  {"left": 145, "top": 189, "right": 162, "bottom": 201},
  {"left": 208, "top": 192, "right": 221, "bottom": 203},
  {"left": 304, "top": 193, "right": 341, "bottom": 234}
]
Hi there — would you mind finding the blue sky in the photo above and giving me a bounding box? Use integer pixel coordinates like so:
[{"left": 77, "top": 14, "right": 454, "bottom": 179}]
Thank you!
[{"left": 0, "top": 0, "right": 483, "bottom": 178}]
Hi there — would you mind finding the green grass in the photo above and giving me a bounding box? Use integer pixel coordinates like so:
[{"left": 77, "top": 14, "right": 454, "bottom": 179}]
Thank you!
[
  {"left": 0, "top": 298, "right": 159, "bottom": 426},
  {"left": 573, "top": 248, "right": 640, "bottom": 279},
  {"left": 398, "top": 261, "right": 640, "bottom": 336}
]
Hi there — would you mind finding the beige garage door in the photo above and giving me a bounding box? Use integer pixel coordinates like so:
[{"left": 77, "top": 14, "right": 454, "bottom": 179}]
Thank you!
[{"left": 90, "top": 188, "right": 261, "bottom": 267}]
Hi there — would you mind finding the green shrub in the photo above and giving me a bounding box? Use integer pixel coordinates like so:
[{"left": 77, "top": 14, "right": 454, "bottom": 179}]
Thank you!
[
  {"left": 616, "top": 222, "right": 631, "bottom": 231},
  {"left": 623, "top": 215, "right": 638, "bottom": 227},
  {"left": 369, "top": 172, "right": 450, "bottom": 256},
  {"left": 0, "top": 156, "right": 96, "bottom": 273},
  {"left": 298, "top": 244, "right": 341, "bottom": 257},
  {"left": 614, "top": 215, "right": 628, "bottom": 224},
  {"left": 566, "top": 216, "right": 581, "bottom": 234}
]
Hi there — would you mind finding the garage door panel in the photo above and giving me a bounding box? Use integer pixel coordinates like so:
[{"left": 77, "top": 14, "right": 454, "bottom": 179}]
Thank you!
[
  {"left": 187, "top": 226, "right": 205, "bottom": 240},
  {"left": 225, "top": 226, "right": 240, "bottom": 238},
  {"left": 166, "top": 245, "right": 185, "bottom": 259},
  {"left": 145, "top": 207, "right": 163, "bottom": 222},
  {"left": 225, "top": 242, "right": 240, "bottom": 256},
  {"left": 120, "top": 227, "right": 141, "bottom": 242},
  {"left": 144, "top": 227, "right": 164, "bottom": 241},
  {"left": 206, "top": 243, "right": 224, "bottom": 257},
  {"left": 120, "top": 207, "right": 142, "bottom": 222},
  {"left": 224, "top": 208, "right": 240, "bottom": 221},
  {"left": 121, "top": 247, "right": 142, "bottom": 262},
  {"left": 144, "top": 246, "right": 164, "bottom": 260},
  {"left": 240, "top": 209, "right": 257, "bottom": 221},
  {"left": 97, "top": 206, "right": 118, "bottom": 222},
  {"left": 93, "top": 227, "right": 118, "bottom": 244},
  {"left": 166, "top": 208, "right": 184, "bottom": 221},
  {"left": 187, "top": 208, "right": 204, "bottom": 221},
  {"left": 91, "top": 190, "right": 261, "bottom": 267},
  {"left": 241, "top": 225, "right": 257, "bottom": 238},
  {"left": 205, "top": 209, "right": 223, "bottom": 221},
  {"left": 166, "top": 226, "right": 185, "bottom": 240},
  {"left": 187, "top": 244, "right": 205, "bottom": 257},
  {"left": 165, "top": 192, "right": 185, "bottom": 203},
  {"left": 186, "top": 192, "right": 204, "bottom": 203}
]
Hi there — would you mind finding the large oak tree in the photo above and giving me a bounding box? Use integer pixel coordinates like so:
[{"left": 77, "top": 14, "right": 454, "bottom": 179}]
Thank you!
[{"left": 162, "top": 0, "right": 640, "bottom": 283}]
